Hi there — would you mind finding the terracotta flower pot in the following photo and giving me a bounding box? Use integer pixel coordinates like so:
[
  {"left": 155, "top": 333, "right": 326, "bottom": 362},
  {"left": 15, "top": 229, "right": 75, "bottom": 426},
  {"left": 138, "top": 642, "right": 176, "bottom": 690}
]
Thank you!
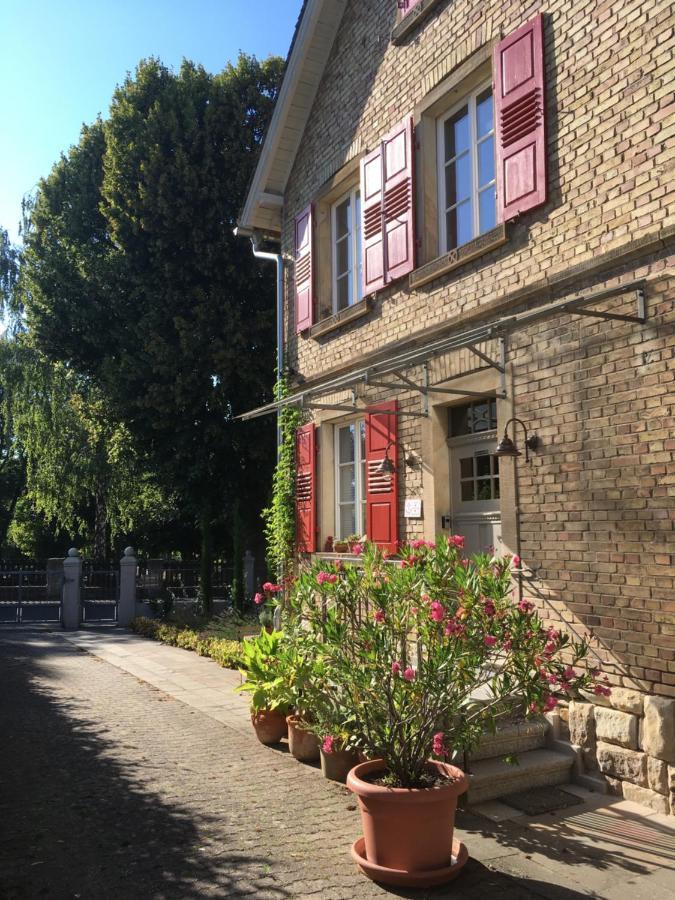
[
  {"left": 286, "top": 714, "right": 320, "bottom": 762},
  {"left": 346, "top": 758, "right": 469, "bottom": 887},
  {"left": 320, "top": 747, "right": 358, "bottom": 783},
  {"left": 251, "top": 709, "right": 287, "bottom": 745}
]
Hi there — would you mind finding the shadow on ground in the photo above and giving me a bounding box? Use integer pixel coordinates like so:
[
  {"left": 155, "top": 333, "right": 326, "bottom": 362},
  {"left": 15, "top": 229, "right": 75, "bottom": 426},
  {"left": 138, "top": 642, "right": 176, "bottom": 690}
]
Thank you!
[{"left": 0, "top": 631, "right": 290, "bottom": 900}]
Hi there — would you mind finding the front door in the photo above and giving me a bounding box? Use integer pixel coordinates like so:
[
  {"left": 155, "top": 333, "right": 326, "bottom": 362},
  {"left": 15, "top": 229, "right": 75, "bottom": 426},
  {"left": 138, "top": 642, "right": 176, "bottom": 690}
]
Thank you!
[{"left": 447, "top": 399, "right": 502, "bottom": 557}]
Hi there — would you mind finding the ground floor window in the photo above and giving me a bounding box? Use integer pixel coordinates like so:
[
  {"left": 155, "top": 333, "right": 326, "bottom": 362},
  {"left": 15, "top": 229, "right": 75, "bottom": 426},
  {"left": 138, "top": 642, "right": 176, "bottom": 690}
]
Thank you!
[{"left": 335, "top": 420, "right": 366, "bottom": 539}]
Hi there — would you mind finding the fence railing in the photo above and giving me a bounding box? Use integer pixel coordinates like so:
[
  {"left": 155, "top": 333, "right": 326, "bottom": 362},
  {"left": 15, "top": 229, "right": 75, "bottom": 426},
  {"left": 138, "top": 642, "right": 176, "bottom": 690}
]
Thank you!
[{"left": 0, "top": 569, "right": 63, "bottom": 624}]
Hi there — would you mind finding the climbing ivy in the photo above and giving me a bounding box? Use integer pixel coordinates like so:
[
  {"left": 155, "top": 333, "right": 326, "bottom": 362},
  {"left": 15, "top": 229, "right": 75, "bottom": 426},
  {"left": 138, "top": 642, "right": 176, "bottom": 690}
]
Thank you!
[{"left": 261, "top": 376, "right": 302, "bottom": 581}]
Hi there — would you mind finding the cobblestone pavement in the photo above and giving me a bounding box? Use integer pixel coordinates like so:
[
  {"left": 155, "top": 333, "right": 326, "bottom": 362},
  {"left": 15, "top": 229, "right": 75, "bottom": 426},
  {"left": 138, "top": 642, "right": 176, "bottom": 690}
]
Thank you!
[{"left": 1, "top": 630, "right": 673, "bottom": 900}]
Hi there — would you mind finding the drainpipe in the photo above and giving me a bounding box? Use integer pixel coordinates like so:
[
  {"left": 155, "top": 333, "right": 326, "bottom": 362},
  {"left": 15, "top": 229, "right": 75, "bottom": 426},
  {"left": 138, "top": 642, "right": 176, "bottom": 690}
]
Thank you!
[{"left": 250, "top": 233, "right": 283, "bottom": 451}]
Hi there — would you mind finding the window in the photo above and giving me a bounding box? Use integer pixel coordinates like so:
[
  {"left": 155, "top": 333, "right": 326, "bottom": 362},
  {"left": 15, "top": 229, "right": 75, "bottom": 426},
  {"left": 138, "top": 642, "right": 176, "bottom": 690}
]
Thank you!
[
  {"left": 335, "top": 420, "right": 366, "bottom": 538},
  {"left": 449, "top": 397, "right": 498, "bottom": 436},
  {"left": 459, "top": 450, "right": 500, "bottom": 502},
  {"left": 331, "top": 187, "right": 362, "bottom": 312},
  {"left": 438, "top": 83, "right": 496, "bottom": 252}
]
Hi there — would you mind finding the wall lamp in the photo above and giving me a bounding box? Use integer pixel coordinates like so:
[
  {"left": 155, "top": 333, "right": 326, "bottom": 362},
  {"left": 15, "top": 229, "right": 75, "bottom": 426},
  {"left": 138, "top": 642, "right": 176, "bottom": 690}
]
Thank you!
[{"left": 494, "top": 418, "right": 539, "bottom": 463}]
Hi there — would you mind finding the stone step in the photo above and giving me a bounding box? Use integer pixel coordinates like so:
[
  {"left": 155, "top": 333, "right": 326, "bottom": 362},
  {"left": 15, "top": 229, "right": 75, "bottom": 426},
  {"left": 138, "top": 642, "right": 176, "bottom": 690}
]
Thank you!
[
  {"left": 469, "top": 717, "right": 548, "bottom": 761},
  {"left": 467, "top": 748, "right": 574, "bottom": 805}
]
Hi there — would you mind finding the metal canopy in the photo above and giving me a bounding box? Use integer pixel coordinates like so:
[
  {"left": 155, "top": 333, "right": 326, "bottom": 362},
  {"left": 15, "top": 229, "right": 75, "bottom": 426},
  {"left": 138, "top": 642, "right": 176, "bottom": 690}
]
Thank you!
[{"left": 237, "top": 281, "right": 646, "bottom": 421}]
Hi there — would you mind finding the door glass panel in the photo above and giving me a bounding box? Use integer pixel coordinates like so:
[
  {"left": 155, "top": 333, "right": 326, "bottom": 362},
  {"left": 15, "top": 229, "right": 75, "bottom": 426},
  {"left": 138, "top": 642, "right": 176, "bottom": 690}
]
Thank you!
[
  {"left": 339, "top": 466, "right": 355, "bottom": 503},
  {"left": 475, "top": 454, "right": 491, "bottom": 477},
  {"left": 476, "top": 480, "right": 492, "bottom": 501},
  {"left": 460, "top": 457, "right": 473, "bottom": 479},
  {"left": 338, "top": 425, "right": 355, "bottom": 463},
  {"left": 461, "top": 481, "right": 475, "bottom": 502}
]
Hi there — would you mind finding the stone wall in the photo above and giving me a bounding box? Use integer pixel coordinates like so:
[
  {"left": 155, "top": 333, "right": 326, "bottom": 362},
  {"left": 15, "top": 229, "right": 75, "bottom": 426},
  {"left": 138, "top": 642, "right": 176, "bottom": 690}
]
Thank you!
[{"left": 569, "top": 692, "right": 675, "bottom": 815}]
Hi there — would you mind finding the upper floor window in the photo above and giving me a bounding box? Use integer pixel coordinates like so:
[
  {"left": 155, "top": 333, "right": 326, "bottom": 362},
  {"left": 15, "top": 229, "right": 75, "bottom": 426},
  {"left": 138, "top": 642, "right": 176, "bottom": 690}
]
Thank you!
[
  {"left": 438, "top": 83, "right": 496, "bottom": 252},
  {"left": 332, "top": 187, "right": 362, "bottom": 312}
]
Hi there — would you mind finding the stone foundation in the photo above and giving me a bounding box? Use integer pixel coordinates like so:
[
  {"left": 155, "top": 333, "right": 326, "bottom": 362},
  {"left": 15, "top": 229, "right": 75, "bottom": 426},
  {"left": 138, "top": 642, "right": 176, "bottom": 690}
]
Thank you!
[{"left": 567, "top": 692, "right": 674, "bottom": 816}]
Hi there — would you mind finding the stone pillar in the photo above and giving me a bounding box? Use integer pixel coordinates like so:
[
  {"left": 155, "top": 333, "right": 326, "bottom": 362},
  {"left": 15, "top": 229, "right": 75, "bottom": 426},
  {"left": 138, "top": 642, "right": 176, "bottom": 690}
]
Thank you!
[
  {"left": 62, "top": 548, "right": 82, "bottom": 630},
  {"left": 118, "top": 547, "right": 137, "bottom": 627},
  {"left": 243, "top": 550, "right": 255, "bottom": 599}
]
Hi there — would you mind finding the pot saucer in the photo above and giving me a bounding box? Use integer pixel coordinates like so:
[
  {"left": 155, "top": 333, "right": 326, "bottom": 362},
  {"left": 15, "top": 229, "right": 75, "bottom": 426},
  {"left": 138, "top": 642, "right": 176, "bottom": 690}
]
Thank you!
[{"left": 350, "top": 836, "right": 468, "bottom": 888}]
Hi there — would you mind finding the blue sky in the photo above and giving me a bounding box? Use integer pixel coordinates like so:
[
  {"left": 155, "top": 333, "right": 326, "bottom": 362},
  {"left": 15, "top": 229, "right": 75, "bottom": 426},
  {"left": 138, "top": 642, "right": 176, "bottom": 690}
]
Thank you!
[{"left": 0, "top": 0, "right": 301, "bottom": 244}]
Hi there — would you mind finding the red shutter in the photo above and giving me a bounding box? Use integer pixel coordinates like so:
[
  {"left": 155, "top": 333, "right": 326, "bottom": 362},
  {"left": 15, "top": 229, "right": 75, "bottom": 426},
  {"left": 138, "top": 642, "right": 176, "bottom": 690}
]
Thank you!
[
  {"left": 295, "top": 423, "right": 317, "bottom": 553},
  {"left": 294, "top": 205, "right": 313, "bottom": 333},
  {"left": 365, "top": 402, "right": 398, "bottom": 554},
  {"left": 400, "top": 0, "right": 423, "bottom": 13},
  {"left": 360, "top": 117, "right": 415, "bottom": 297},
  {"left": 494, "top": 14, "right": 547, "bottom": 222}
]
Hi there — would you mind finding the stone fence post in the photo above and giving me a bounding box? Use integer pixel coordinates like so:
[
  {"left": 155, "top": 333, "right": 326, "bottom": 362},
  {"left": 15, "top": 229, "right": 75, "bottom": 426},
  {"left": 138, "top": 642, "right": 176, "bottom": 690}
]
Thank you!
[
  {"left": 243, "top": 550, "right": 255, "bottom": 599},
  {"left": 118, "top": 547, "right": 137, "bottom": 626},
  {"left": 62, "top": 548, "right": 82, "bottom": 630}
]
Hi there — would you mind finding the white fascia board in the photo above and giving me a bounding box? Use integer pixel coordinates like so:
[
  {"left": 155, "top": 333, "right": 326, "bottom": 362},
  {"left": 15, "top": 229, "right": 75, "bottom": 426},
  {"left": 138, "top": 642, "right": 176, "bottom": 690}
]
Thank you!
[{"left": 238, "top": 0, "right": 346, "bottom": 236}]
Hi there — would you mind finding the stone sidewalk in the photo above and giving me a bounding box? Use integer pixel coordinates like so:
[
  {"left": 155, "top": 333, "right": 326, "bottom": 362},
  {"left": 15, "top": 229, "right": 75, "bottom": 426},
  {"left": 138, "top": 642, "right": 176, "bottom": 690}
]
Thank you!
[{"left": 1, "top": 627, "right": 673, "bottom": 900}]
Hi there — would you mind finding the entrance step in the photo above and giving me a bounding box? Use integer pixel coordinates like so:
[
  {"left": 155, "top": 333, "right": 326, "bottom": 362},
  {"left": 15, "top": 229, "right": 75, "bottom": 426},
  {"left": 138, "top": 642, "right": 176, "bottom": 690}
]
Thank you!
[
  {"left": 469, "top": 717, "right": 548, "bottom": 761},
  {"left": 467, "top": 748, "right": 574, "bottom": 805}
]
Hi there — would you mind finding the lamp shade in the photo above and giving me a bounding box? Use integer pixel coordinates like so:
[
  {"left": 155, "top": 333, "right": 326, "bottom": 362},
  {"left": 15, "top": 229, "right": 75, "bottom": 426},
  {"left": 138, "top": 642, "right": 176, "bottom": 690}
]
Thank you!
[{"left": 494, "top": 434, "right": 521, "bottom": 458}]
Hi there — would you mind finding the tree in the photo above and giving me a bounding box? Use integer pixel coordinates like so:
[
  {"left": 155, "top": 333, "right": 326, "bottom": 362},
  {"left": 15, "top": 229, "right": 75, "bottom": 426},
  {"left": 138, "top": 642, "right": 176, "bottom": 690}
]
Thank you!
[{"left": 18, "top": 54, "right": 284, "bottom": 609}]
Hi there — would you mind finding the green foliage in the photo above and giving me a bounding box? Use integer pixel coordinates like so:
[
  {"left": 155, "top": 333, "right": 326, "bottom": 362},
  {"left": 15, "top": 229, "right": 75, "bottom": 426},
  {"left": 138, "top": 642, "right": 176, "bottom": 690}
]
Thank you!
[
  {"left": 236, "top": 628, "right": 290, "bottom": 713},
  {"left": 130, "top": 616, "right": 243, "bottom": 669},
  {"left": 286, "top": 537, "right": 604, "bottom": 788},
  {"left": 261, "top": 376, "right": 303, "bottom": 580}
]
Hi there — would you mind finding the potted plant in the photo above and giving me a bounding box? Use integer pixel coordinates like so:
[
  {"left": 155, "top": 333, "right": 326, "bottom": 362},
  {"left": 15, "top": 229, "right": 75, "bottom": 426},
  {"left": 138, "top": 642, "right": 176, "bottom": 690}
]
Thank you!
[
  {"left": 333, "top": 539, "right": 349, "bottom": 553},
  {"left": 289, "top": 538, "right": 605, "bottom": 887},
  {"left": 236, "top": 629, "right": 289, "bottom": 745},
  {"left": 274, "top": 634, "right": 321, "bottom": 763}
]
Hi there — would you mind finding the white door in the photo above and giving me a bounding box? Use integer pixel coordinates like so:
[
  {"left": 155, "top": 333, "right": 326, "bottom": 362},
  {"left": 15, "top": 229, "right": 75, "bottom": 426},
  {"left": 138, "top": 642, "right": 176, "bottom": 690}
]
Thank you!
[{"left": 450, "top": 434, "right": 502, "bottom": 556}]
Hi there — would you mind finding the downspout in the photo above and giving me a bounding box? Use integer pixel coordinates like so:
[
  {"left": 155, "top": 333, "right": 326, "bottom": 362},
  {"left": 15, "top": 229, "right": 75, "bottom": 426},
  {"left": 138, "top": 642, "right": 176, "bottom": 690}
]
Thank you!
[{"left": 250, "top": 234, "right": 283, "bottom": 451}]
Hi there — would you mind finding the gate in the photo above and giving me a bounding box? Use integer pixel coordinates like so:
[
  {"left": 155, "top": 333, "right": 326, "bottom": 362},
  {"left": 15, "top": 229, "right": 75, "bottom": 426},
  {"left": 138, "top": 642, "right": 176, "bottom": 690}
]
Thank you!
[
  {"left": 0, "top": 568, "right": 63, "bottom": 624},
  {"left": 81, "top": 564, "right": 118, "bottom": 623}
]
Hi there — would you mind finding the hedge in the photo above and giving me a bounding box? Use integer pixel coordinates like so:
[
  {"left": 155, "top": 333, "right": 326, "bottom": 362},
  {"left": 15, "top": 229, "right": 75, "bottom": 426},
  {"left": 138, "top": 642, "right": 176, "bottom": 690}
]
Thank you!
[{"left": 130, "top": 617, "right": 244, "bottom": 669}]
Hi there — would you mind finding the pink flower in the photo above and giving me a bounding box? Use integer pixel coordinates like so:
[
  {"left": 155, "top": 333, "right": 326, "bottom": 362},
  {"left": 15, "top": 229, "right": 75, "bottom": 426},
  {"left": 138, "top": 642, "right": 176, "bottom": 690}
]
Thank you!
[
  {"left": 322, "top": 735, "right": 335, "bottom": 754},
  {"left": 430, "top": 601, "right": 445, "bottom": 623},
  {"left": 511, "top": 554, "right": 521, "bottom": 568},
  {"left": 411, "top": 539, "right": 426, "bottom": 550},
  {"left": 374, "top": 609, "right": 385, "bottom": 624},
  {"left": 518, "top": 599, "right": 534, "bottom": 614},
  {"left": 483, "top": 599, "right": 496, "bottom": 617},
  {"left": 502, "top": 638, "right": 513, "bottom": 651},
  {"left": 450, "top": 535, "right": 465, "bottom": 549},
  {"left": 421, "top": 593, "right": 431, "bottom": 604},
  {"left": 560, "top": 680, "right": 572, "bottom": 693},
  {"left": 444, "top": 619, "right": 462, "bottom": 636},
  {"left": 484, "top": 635, "right": 498, "bottom": 648},
  {"left": 563, "top": 666, "right": 576, "bottom": 680},
  {"left": 262, "top": 582, "right": 281, "bottom": 593},
  {"left": 253, "top": 592, "right": 264, "bottom": 605},
  {"left": 544, "top": 641, "right": 557, "bottom": 657},
  {"left": 411, "top": 607, "right": 419, "bottom": 616},
  {"left": 316, "top": 571, "right": 338, "bottom": 585},
  {"left": 547, "top": 674, "right": 559, "bottom": 685},
  {"left": 544, "top": 696, "right": 558, "bottom": 712},
  {"left": 403, "top": 666, "right": 416, "bottom": 681},
  {"left": 352, "top": 543, "right": 363, "bottom": 556},
  {"left": 391, "top": 661, "right": 401, "bottom": 675},
  {"left": 432, "top": 732, "right": 447, "bottom": 757},
  {"left": 546, "top": 628, "right": 560, "bottom": 642},
  {"left": 529, "top": 702, "right": 539, "bottom": 714},
  {"left": 594, "top": 684, "right": 611, "bottom": 697}
]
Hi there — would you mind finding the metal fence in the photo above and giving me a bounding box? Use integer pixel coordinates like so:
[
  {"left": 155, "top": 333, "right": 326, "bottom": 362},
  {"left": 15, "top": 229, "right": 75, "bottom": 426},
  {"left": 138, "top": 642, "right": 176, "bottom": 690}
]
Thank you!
[
  {"left": 0, "top": 569, "right": 63, "bottom": 624},
  {"left": 81, "top": 563, "right": 118, "bottom": 623},
  {"left": 136, "top": 559, "right": 233, "bottom": 602}
]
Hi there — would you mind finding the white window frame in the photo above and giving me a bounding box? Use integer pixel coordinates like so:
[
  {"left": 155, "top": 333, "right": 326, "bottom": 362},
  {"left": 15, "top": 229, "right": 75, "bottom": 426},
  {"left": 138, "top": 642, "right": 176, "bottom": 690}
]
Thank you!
[
  {"left": 437, "top": 79, "right": 496, "bottom": 253},
  {"left": 334, "top": 419, "right": 366, "bottom": 540},
  {"left": 331, "top": 186, "right": 362, "bottom": 314}
]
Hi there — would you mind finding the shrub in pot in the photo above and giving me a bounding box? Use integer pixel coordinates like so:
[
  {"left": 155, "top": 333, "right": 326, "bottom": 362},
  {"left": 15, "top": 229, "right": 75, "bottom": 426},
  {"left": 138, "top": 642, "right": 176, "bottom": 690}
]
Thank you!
[
  {"left": 289, "top": 538, "right": 606, "bottom": 887},
  {"left": 236, "top": 628, "right": 289, "bottom": 745}
]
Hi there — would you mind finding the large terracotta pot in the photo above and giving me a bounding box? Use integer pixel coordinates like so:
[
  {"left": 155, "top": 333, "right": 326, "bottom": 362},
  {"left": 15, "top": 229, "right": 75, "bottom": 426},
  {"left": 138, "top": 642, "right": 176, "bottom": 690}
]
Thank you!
[
  {"left": 320, "top": 747, "right": 358, "bottom": 783},
  {"left": 286, "top": 714, "right": 320, "bottom": 762},
  {"left": 346, "top": 758, "right": 469, "bottom": 887},
  {"left": 251, "top": 709, "right": 287, "bottom": 745}
]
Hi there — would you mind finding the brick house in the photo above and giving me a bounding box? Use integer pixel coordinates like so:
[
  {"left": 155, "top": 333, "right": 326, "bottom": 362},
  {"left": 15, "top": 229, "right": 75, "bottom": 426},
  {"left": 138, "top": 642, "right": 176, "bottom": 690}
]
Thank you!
[{"left": 237, "top": 0, "right": 675, "bottom": 812}]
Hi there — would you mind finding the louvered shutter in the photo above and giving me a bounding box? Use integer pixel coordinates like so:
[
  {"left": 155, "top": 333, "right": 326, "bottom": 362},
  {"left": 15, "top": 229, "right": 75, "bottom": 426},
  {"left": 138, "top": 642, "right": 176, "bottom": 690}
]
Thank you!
[
  {"left": 399, "top": 0, "right": 423, "bottom": 13},
  {"left": 296, "top": 423, "right": 317, "bottom": 553},
  {"left": 365, "top": 402, "right": 398, "bottom": 554},
  {"left": 294, "top": 205, "right": 313, "bottom": 333},
  {"left": 494, "top": 14, "right": 547, "bottom": 222},
  {"left": 360, "top": 117, "right": 415, "bottom": 296}
]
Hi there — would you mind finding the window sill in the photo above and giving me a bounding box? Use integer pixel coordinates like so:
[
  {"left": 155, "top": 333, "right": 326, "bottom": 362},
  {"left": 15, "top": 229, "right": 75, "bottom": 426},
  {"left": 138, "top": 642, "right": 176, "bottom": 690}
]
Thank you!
[
  {"left": 310, "top": 297, "right": 372, "bottom": 339},
  {"left": 409, "top": 224, "right": 507, "bottom": 290},
  {"left": 392, "top": 0, "right": 445, "bottom": 45}
]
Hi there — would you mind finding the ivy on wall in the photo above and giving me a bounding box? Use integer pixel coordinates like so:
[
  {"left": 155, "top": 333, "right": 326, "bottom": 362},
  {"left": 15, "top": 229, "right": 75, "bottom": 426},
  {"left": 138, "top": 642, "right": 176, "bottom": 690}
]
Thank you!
[{"left": 261, "top": 376, "right": 302, "bottom": 581}]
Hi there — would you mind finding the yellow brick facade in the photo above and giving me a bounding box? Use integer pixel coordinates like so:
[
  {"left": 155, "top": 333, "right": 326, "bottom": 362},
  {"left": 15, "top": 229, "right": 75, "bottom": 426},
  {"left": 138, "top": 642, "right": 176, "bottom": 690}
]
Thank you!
[{"left": 277, "top": 0, "right": 675, "bottom": 702}]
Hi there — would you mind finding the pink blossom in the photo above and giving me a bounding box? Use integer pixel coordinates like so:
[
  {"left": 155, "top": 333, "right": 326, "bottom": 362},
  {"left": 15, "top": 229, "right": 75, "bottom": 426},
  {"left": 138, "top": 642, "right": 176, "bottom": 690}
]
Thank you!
[
  {"left": 483, "top": 599, "right": 496, "bottom": 617},
  {"left": 426, "top": 541, "right": 436, "bottom": 550},
  {"left": 411, "top": 607, "right": 419, "bottom": 616},
  {"left": 373, "top": 609, "right": 385, "bottom": 624},
  {"left": 563, "top": 666, "right": 576, "bottom": 681},
  {"left": 253, "top": 592, "right": 264, "bottom": 605},
  {"left": 544, "top": 641, "right": 557, "bottom": 657},
  {"left": 547, "top": 674, "right": 559, "bottom": 685},
  {"left": 546, "top": 628, "right": 560, "bottom": 642},
  {"left": 544, "top": 696, "right": 558, "bottom": 712},
  {"left": 403, "top": 666, "right": 416, "bottom": 681},
  {"left": 450, "top": 535, "right": 465, "bottom": 549},
  {"left": 411, "top": 539, "right": 426, "bottom": 550},
  {"left": 484, "top": 635, "right": 498, "bottom": 648},
  {"left": 391, "top": 661, "right": 401, "bottom": 675},
  {"left": 316, "top": 571, "right": 338, "bottom": 585},
  {"left": 421, "top": 593, "right": 431, "bottom": 604},
  {"left": 430, "top": 601, "right": 445, "bottom": 623},
  {"left": 432, "top": 732, "right": 447, "bottom": 757},
  {"left": 518, "top": 600, "right": 534, "bottom": 614},
  {"left": 352, "top": 543, "right": 364, "bottom": 556},
  {"left": 560, "top": 680, "right": 572, "bottom": 693},
  {"left": 445, "top": 619, "right": 463, "bottom": 637},
  {"left": 594, "top": 684, "right": 611, "bottom": 697},
  {"left": 511, "top": 554, "right": 521, "bottom": 568},
  {"left": 262, "top": 582, "right": 281, "bottom": 593},
  {"left": 502, "top": 638, "right": 513, "bottom": 651},
  {"left": 322, "top": 735, "right": 335, "bottom": 754},
  {"left": 529, "top": 702, "right": 539, "bottom": 714}
]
